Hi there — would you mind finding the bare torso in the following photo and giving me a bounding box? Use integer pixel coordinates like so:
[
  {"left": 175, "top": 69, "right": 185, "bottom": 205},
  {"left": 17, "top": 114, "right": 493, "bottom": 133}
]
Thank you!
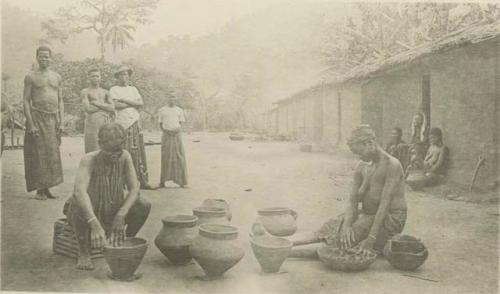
[
  {"left": 84, "top": 88, "right": 108, "bottom": 105},
  {"left": 358, "top": 155, "right": 407, "bottom": 214},
  {"left": 27, "top": 70, "right": 61, "bottom": 113}
]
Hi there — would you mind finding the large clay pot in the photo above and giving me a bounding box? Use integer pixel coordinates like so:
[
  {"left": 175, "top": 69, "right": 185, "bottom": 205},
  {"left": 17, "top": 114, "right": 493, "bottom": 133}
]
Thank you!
[
  {"left": 256, "top": 207, "right": 298, "bottom": 237},
  {"left": 193, "top": 206, "right": 230, "bottom": 225},
  {"left": 251, "top": 235, "right": 292, "bottom": 273},
  {"left": 103, "top": 237, "right": 148, "bottom": 281},
  {"left": 202, "top": 198, "right": 232, "bottom": 221},
  {"left": 189, "top": 224, "right": 245, "bottom": 279},
  {"left": 383, "top": 234, "right": 429, "bottom": 271},
  {"left": 155, "top": 215, "right": 198, "bottom": 265}
]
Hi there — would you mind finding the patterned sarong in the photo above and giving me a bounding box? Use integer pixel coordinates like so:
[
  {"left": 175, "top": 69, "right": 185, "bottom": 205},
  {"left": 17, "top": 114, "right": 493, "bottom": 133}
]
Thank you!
[
  {"left": 24, "top": 109, "right": 63, "bottom": 192},
  {"left": 315, "top": 209, "right": 407, "bottom": 253},
  {"left": 160, "top": 130, "right": 188, "bottom": 186},
  {"left": 124, "top": 121, "right": 149, "bottom": 186},
  {"left": 84, "top": 111, "right": 111, "bottom": 153}
]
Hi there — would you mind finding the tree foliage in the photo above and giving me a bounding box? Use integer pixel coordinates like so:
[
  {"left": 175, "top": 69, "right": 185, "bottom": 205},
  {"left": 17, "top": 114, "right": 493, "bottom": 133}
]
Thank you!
[
  {"left": 322, "top": 3, "right": 500, "bottom": 78},
  {"left": 48, "top": 56, "right": 196, "bottom": 132},
  {"left": 42, "top": 0, "right": 159, "bottom": 59}
]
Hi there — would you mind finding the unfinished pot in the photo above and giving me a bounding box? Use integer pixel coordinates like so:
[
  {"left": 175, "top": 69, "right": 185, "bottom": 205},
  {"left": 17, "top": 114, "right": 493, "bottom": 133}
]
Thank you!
[
  {"left": 193, "top": 206, "right": 230, "bottom": 225},
  {"left": 189, "top": 224, "right": 245, "bottom": 280},
  {"left": 155, "top": 215, "right": 198, "bottom": 265},
  {"left": 201, "top": 198, "right": 232, "bottom": 221},
  {"left": 251, "top": 235, "right": 292, "bottom": 273},
  {"left": 103, "top": 237, "right": 148, "bottom": 281},
  {"left": 256, "top": 207, "right": 298, "bottom": 237},
  {"left": 383, "top": 234, "right": 428, "bottom": 271}
]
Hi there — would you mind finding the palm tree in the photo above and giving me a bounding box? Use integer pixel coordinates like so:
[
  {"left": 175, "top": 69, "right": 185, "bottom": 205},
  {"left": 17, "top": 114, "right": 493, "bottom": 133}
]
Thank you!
[{"left": 105, "top": 22, "right": 136, "bottom": 56}]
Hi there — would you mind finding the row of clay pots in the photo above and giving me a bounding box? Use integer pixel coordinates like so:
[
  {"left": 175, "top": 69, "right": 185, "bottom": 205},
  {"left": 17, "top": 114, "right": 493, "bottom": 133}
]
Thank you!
[
  {"left": 104, "top": 200, "right": 299, "bottom": 281},
  {"left": 154, "top": 201, "right": 299, "bottom": 278}
]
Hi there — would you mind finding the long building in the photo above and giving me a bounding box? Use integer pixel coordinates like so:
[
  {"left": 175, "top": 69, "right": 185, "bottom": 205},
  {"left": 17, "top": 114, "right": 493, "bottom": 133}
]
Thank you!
[{"left": 264, "top": 22, "right": 500, "bottom": 189}]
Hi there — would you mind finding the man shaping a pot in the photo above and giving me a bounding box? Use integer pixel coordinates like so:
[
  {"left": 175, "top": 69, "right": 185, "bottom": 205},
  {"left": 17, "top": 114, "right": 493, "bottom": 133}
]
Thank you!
[
  {"left": 64, "top": 123, "right": 151, "bottom": 270},
  {"left": 291, "top": 125, "right": 407, "bottom": 256}
]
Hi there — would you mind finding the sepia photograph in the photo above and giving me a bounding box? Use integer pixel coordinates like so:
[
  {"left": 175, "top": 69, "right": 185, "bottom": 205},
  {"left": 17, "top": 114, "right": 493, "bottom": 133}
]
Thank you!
[{"left": 1, "top": 0, "right": 499, "bottom": 293}]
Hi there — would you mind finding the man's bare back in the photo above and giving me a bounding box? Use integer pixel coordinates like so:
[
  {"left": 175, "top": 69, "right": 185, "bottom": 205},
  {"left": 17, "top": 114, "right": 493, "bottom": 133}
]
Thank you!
[{"left": 25, "top": 69, "right": 61, "bottom": 113}]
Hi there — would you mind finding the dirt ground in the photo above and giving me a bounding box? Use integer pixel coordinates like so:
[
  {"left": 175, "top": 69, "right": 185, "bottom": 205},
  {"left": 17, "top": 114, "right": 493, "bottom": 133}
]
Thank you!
[{"left": 1, "top": 132, "right": 498, "bottom": 293}]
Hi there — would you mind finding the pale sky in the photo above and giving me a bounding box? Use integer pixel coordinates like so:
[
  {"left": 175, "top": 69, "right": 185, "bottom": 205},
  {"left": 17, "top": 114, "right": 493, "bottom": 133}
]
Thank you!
[{"left": 3, "top": 0, "right": 325, "bottom": 44}]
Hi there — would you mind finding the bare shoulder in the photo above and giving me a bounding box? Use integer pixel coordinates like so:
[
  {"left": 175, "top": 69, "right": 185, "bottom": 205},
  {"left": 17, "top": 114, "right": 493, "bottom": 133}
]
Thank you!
[
  {"left": 24, "top": 71, "right": 34, "bottom": 84},
  {"left": 80, "top": 88, "right": 88, "bottom": 96},
  {"left": 48, "top": 70, "right": 62, "bottom": 80},
  {"left": 386, "top": 155, "right": 404, "bottom": 176},
  {"left": 79, "top": 152, "right": 98, "bottom": 167}
]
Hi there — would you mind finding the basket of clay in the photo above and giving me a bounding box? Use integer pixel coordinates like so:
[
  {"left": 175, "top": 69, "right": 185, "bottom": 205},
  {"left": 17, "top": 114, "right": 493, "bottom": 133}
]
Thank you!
[
  {"left": 317, "top": 245, "right": 376, "bottom": 272},
  {"left": 383, "top": 234, "right": 428, "bottom": 271}
]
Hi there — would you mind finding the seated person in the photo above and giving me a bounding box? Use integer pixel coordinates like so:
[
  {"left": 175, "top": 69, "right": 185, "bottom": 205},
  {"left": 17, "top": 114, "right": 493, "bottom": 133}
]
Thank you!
[
  {"left": 406, "top": 127, "right": 448, "bottom": 190},
  {"left": 385, "top": 127, "right": 410, "bottom": 170},
  {"left": 64, "top": 123, "right": 151, "bottom": 270},
  {"left": 290, "top": 125, "right": 407, "bottom": 257}
]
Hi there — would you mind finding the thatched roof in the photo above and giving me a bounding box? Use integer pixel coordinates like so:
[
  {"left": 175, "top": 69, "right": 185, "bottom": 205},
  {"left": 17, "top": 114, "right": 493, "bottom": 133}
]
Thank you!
[{"left": 274, "top": 21, "right": 500, "bottom": 105}]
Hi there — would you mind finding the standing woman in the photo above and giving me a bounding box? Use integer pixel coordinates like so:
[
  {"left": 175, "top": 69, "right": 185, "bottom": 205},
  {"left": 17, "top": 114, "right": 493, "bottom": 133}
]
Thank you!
[
  {"left": 81, "top": 68, "right": 115, "bottom": 153},
  {"left": 110, "top": 66, "right": 154, "bottom": 190}
]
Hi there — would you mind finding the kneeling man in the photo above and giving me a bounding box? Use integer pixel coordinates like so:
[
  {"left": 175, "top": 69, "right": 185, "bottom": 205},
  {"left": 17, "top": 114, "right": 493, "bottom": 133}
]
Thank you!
[
  {"left": 291, "top": 125, "right": 407, "bottom": 256},
  {"left": 64, "top": 123, "right": 151, "bottom": 270}
]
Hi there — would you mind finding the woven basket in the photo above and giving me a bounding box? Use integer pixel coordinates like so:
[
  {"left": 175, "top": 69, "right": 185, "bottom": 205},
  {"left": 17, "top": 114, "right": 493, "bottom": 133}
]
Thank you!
[
  {"left": 53, "top": 218, "right": 103, "bottom": 259},
  {"left": 317, "top": 246, "right": 376, "bottom": 272}
]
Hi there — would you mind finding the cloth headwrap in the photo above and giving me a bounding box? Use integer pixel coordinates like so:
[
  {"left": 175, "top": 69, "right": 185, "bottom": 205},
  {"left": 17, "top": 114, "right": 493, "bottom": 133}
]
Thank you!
[{"left": 347, "top": 124, "right": 376, "bottom": 146}]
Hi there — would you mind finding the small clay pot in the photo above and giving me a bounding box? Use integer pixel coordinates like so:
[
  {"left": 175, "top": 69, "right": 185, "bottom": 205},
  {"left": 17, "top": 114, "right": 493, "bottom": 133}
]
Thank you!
[
  {"left": 193, "top": 206, "right": 230, "bottom": 225},
  {"left": 103, "top": 237, "right": 148, "bottom": 281},
  {"left": 201, "top": 199, "right": 232, "bottom": 221},
  {"left": 251, "top": 235, "right": 292, "bottom": 273},
  {"left": 190, "top": 224, "right": 245, "bottom": 279},
  {"left": 155, "top": 215, "right": 198, "bottom": 265},
  {"left": 383, "top": 235, "right": 428, "bottom": 271},
  {"left": 256, "top": 207, "right": 298, "bottom": 237}
]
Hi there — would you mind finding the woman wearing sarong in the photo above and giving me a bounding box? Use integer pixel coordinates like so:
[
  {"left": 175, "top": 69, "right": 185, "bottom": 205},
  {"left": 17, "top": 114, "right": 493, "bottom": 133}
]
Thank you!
[
  {"left": 110, "top": 66, "right": 154, "bottom": 190},
  {"left": 81, "top": 68, "right": 114, "bottom": 153},
  {"left": 157, "top": 95, "right": 188, "bottom": 188}
]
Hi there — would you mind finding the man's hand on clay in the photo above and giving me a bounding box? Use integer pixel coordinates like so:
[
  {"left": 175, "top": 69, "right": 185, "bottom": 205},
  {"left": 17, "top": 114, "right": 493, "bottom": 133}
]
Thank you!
[
  {"left": 339, "top": 225, "right": 355, "bottom": 249},
  {"left": 89, "top": 219, "right": 106, "bottom": 249},
  {"left": 110, "top": 214, "right": 126, "bottom": 247},
  {"left": 356, "top": 237, "right": 375, "bottom": 257}
]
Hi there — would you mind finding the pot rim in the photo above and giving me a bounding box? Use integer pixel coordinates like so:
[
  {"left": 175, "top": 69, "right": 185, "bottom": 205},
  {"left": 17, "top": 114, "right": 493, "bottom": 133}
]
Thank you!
[
  {"left": 104, "top": 237, "right": 148, "bottom": 250},
  {"left": 257, "top": 207, "right": 291, "bottom": 215},
  {"left": 199, "top": 224, "right": 238, "bottom": 240},
  {"left": 250, "top": 236, "right": 292, "bottom": 249},
  {"left": 193, "top": 206, "right": 226, "bottom": 217},
  {"left": 162, "top": 215, "right": 198, "bottom": 226}
]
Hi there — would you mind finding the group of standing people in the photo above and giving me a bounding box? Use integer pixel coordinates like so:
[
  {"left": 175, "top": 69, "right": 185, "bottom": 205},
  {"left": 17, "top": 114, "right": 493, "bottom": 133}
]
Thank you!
[{"left": 22, "top": 46, "right": 188, "bottom": 201}]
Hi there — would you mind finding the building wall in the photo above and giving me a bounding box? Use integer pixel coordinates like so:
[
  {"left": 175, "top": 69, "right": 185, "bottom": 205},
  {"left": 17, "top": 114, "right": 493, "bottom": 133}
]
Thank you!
[
  {"left": 361, "top": 38, "right": 499, "bottom": 188},
  {"left": 427, "top": 38, "right": 499, "bottom": 187}
]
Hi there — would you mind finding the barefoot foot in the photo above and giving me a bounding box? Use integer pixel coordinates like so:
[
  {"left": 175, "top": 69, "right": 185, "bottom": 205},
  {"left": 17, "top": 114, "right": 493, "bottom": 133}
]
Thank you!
[
  {"left": 76, "top": 255, "right": 94, "bottom": 270},
  {"left": 35, "top": 192, "right": 47, "bottom": 200}
]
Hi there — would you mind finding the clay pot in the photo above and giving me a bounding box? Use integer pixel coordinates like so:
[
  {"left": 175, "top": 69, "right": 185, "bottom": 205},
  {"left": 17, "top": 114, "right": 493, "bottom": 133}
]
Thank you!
[
  {"left": 201, "top": 199, "right": 232, "bottom": 221},
  {"left": 251, "top": 235, "right": 292, "bottom": 273},
  {"left": 103, "top": 237, "right": 148, "bottom": 281},
  {"left": 193, "top": 206, "right": 230, "bottom": 225},
  {"left": 189, "top": 224, "right": 245, "bottom": 279},
  {"left": 155, "top": 215, "right": 198, "bottom": 265},
  {"left": 383, "top": 235, "right": 428, "bottom": 271},
  {"left": 256, "top": 207, "right": 298, "bottom": 237}
]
